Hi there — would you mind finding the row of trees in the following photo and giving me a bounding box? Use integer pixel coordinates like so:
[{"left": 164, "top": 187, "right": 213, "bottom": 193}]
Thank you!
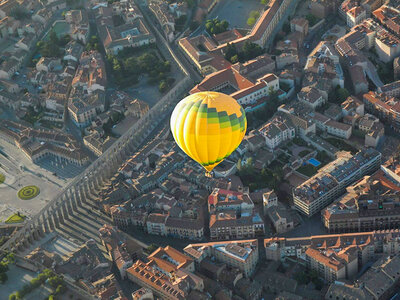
[
  {"left": 107, "top": 51, "right": 173, "bottom": 91},
  {"left": 224, "top": 41, "right": 264, "bottom": 64},
  {"left": 9, "top": 269, "right": 66, "bottom": 300}
]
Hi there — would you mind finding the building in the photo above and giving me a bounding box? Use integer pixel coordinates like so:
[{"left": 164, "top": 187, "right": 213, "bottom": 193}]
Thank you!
[
  {"left": 325, "top": 255, "right": 400, "bottom": 300},
  {"left": 341, "top": 96, "right": 365, "bottom": 116},
  {"left": 209, "top": 210, "right": 264, "bottom": 240},
  {"left": 68, "top": 90, "right": 106, "bottom": 128},
  {"left": 263, "top": 190, "right": 278, "bottom": 212},
  {"left": 363, "top": 91, "right": 400, "bottom": 131},
  {"left": 310, "top": 0, "right": 337, "bottom": 18},
  {"left": 325, "top": 119, "right": 353, "bottom": 139},
  {"left": 208, "top": 188, "right": 264, "bottom": 240},
  {"left": 303, "top": 54, "right": 344, "bottom": 97},
  {"left": 372, "top": 5, "right": 400, "bottom": 36},
  {"left": 98, "top": 18, "right": 155, "bottom": 54},
  {"left": 294, "top": 149, "right": 382, "bottom": 217},
  {"left": 184, "top": 240, "right": 259, "bottom": 277},
  {"left": 179, "top": 0, "right": 293, "bottom": 70},
  {"left": 0, "top": 120, "right": 89, "bottom": 166},
  {"left": 323, "top": 158, "right": 400, "bottom": 233},
  {"left": 306, "top": 246, "right": 358, "bottom": 282},
  {"left": 267, "top": 205, "right": 295, "bottom": 234},
  {"left": 374, "top": 29, "right": 400, "bottom": 63},
  {"left": 258, "top": 113, "right": 296, "bottom": 149},
  {"left": 349, "top": 65, "right": 369, "bottom": 94},
  {"left": 378, "top": 80, "right": 400, "bottom": 97},
  {"left": 190, "top": 67, "right": 281, "bottom": 111},
  {"left": 297, "top": 86, "right": 326, "bottom": 109},
  {"left": 347, "top": 6, "right": 366, "bottom": 27},
  {"left": 84, "top": 132, "right": 116, "bottom": 156},
  {"left": 394, "top": 56, "right": 400, "bottom": 80},
  {"left": 290, "top": 17, "right": 309, "bottom": 36},
  {"left": 264, "top": 232, "right": 376, "bottom": 282},
  {"left": 99, "top": 225, "right": 142, "bottom": 279},
  {"left": 178, "top": 35, "right": 230, "bottom": 75},
  {"left": 146, "top": 213, "right": 168, "bottom": 236},
  {"left": 231, "top": 54, "right": 275, "bottom": 80},
  {"left": 126, "top": 246, "right": 205, "bottom": 299}
]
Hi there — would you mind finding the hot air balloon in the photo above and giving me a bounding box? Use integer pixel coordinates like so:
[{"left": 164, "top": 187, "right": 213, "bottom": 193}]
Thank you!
[{"left": 170, "top": 91, "right": 247, "bottom": 175}]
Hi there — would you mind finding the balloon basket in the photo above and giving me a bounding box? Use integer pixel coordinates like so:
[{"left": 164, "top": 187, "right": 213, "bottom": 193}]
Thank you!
[{"left": 205, "top": 171, "right": 213, "bottom": 178}]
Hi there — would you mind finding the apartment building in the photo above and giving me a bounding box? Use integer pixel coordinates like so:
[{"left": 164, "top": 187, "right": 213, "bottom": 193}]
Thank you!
[
  {"left": 294, "top": 149, "right": 382, "bottom": 217},
  {"left": 347, "top": 6, "right": 367, "bottom": 27},
  {"left": 297, "top": 86, "right": 326, "bottom": 109},
  {"left": 264, "top": 230, "right": 400, "bottom": 284},
  {"left": 326, "top": 255, "right": 400, "bottom": 300},
  {"left": 306, "top": 246, "right": 358, "bottom": 282},
  {"left": 208, "top": 188, "right": 264, "bottom": 240},
  {"left": 323, "top": 158, "right": 400, "bottom": 233},
  {"left": 184, "top": 240, "right": 259, "bottom": 277},
  {"left": 363, "top": 91, "right": 400, "bottom": 131},
  {"left": 126, "top": 246, "right": 204, "bottom": 299},
  {"left": 378, "top": 80, "right": 400, "bottom": 97},
  {"left": 258, "top": 113, "right": 296, "bottom": 149}
]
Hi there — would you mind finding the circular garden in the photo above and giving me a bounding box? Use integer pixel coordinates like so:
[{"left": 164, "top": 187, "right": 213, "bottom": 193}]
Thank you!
[
  {"left": 0, "top": 172, "right": 5, "bottom": 184},
  {"left": 18, "top": 185, "right": 40, "bottom": 200}
]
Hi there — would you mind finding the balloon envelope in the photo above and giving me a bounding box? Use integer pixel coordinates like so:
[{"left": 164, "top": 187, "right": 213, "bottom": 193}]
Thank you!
[{"left": 170, "top": 91, "right": 247, "bottom": 172}]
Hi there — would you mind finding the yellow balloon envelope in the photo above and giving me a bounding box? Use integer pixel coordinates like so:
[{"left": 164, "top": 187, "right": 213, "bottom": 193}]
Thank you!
[{"left": 170, "top": 91, "right": 247, "bottom": 173}]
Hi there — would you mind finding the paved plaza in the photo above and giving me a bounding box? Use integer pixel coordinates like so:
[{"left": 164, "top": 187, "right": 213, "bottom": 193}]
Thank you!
[{"left": 0, "top": 140, "right": 83, "bottom": 222}]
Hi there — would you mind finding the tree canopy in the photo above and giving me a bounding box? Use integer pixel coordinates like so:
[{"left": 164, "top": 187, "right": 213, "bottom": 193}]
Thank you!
[{"left": 205, "top": 18, "right": 229, "bottom": 35}]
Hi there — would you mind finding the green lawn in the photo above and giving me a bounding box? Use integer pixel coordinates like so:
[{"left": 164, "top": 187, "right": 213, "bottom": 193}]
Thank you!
[
  {"left": 324, "top": 137, "right": 358, "bottom": 154},
  {"left": 0, "top": 173, "right": 5, "bottom": 184},
  {"left": 5, "top": 213, "right": 26, "bottom": 224},
  {"left": 297, "top": 164, "right": 318, "bottom": 177},
  {"left": 18, "top": 185, "right": 40, "bottom": 200},
  {"left": 299, "top": 150, "right": 311, "bottom": 158}
]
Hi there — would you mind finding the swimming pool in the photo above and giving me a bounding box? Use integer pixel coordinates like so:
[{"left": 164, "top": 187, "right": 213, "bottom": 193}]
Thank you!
[{"left": 308, "top": 158, "right": 321, "bottom": 167}]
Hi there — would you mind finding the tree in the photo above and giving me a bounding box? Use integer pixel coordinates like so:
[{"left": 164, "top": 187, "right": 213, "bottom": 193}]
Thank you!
[
  {"left": 186, "top": 0, "right": 195, "bottom": 7},
  {"left": 11, "top": 6, "right": 29, "bottom": 20},
  {"left": 247, "top": 17, "right": 256, "bottom": 26},
  {"left": 249, "top": 11, "right": 260, "bottom": 19},
  {"left": 306, "top": 14, "right": 319, "bottom": 26},
  {"left": 159, "top": 80, "right": 168, "bottom": 93},
  {"left": 224, "top": 43, "right": 237, "bottom": 62},
  {"left": 242, "top": 41, "right": 263, "bottom": 60},
  {"left": 147, "top": 244, "right": 158, "bottom": 253},
  {"left": 337, "top": 87, "right": 350, "bottom": 102},
  {"left": 55, "top": 284, "right": 66, "bottom": 295},
  {"left": 0, "top": 262, "right": 9, "bottom": 273},
  {"left": 230, "top": 54, "right": 239, "bottom": 64},
  {"left": 175, "top": 15, "right": 187, "bottom": 29},
  {"left": 190, "top": 21, "right": 199, "bottom": 31},
  {"left": 261, "top": 0, "right": 268, "bottom": 4},
  {"left": 0, "top": 272, "right": 7, "bottom": 283},
  {"left": 205, "top": 18, "right": 229, "bottom": 35}
]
